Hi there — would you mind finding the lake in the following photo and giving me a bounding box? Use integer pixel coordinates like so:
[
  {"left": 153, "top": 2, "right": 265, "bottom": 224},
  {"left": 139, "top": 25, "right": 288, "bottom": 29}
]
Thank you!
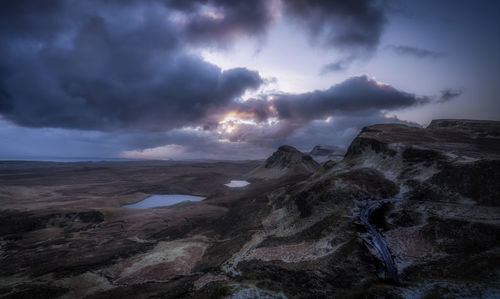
[
  {"left": 123, "top": 194, "right": 206, "bottom": 209},
  {"left": 224, "top": 180, "right": 250, "bottom": 187}
]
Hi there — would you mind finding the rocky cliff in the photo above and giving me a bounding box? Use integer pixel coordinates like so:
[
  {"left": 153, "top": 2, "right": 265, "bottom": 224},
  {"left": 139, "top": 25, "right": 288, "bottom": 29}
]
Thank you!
[
  {"left": 344, "top": 120, "right": 500, "bottom": 206},
  {"left": 217, "top": 119, "right": 500, "bottom": 297},
  {"left": 235, "top": 119, "right": 500, "bottom": 297}
]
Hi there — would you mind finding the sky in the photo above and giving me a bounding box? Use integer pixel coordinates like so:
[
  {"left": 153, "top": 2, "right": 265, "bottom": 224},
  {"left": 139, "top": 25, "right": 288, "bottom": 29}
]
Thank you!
[{"left": 0, "top": 0, "right": 499, "bottom": 160}]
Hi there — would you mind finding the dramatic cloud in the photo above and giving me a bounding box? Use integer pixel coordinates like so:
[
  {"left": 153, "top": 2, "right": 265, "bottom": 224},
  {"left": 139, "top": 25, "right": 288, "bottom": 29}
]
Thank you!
[
  {"left": 0, "top": 0, "right": 405, "bottom": 133},
  {"left": 0, "top": 75, "right": 427, "bottom": 160},
  {"left": 232, "top": 75, "right": 427, "bottom": 124},
  {"left": 0, "top": 1, "right": 443, "bottom": 160},
  {"left": 177, "top": 0, "right": 278, "bottom": 45},
  {"left": 0, "top": 0, "right": 267, "bottom": 130},
  {"left": 282, "top": 0, "right": 387, "bottom": 71},
  {"left": 438, "top": 88, "right": 463, "bottom": 103},
  {"left": 282, "top": 0, "right": 386, "bottom": 51},
  {"left": 204, "top": 75, "right": 428, "bottom": 149},
  {"left": 386, "top": 45, "right": 445, "bottom": 59}
]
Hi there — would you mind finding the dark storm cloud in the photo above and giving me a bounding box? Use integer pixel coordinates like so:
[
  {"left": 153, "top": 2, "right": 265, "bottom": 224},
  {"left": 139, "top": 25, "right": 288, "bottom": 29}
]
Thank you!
[
  {"left": 386, "top": 45, "right": 445, "bottom": 59},
  {"left": 0, "top": 0, "right": 267, "bottom": 131},
  {"left": 234, "top": 75, "right": 428, "bottom": 124},
  {"left": 282, "top": 0, "right": 386, "bottom": 51},
  {"left": 0, "top": 0, "right": 433, "bottom": 161},
  {"left": 274, "top": 75, "right": 426, "bottom": 121},
  {"left": 0, "top": 0, "right": 402, "bottom": 132},
  {"left": 213, "top": 75, "right": 428, "bottom": 149},
  {"left": 438, "top": 88, "right": 462, "bottom": 103},
  {"left": 178, "top": 0, "right": 277, "bottom": 45},
  {"left": 281, "top": 0, "right": 388, "bottom": 72}
]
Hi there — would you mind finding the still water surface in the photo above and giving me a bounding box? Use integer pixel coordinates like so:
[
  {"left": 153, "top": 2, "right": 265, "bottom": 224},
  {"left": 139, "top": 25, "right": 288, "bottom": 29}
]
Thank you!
[
  {"left": 123, "top": 194, "right": 205, "bottom": 209},
  {"left": 225, "top": 180, "right": 250, "bottom": 187}
]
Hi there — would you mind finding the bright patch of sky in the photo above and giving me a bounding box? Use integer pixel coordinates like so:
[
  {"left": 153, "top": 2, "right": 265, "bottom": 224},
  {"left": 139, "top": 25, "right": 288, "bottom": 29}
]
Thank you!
[{"left": 200, "top": 18, "right": 348, "bottom": 95}]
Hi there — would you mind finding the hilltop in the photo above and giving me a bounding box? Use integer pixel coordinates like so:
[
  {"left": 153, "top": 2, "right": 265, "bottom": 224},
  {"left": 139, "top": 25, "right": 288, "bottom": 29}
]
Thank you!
[{"left": 246, "top": 145, "right": 319, "bottom": 180}]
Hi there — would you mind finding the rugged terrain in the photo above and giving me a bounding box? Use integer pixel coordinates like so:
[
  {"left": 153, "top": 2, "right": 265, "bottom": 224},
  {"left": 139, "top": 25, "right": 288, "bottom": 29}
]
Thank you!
[
  {"left": 0, "top": 119, "right": 499, "bottom": 298},
  {"left": 309, "top": 145, "right": 346, "bottom": 163},
  {"left": 247, "top": 145, "right": 319, "bottom": 180}
]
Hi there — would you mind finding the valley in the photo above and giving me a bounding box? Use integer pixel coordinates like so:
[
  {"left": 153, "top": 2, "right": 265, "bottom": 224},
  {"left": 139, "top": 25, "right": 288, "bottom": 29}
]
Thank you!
[{"left": 0, "top": 119, "right": 499, "bottom": 298}]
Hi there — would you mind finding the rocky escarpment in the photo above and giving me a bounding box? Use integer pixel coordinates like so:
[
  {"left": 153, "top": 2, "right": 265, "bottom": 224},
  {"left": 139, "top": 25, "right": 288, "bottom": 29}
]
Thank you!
[
  {"left": 247, "top": 145, "right": 319, "bottom": 180},
  {"left": 346, "top": 119, "right": 500, "bottom": 160},
  {"left": 309, "top": 145, "right": 346, "bottom": 163},
  {"left": 221, "top": 119, "right": 500, "bottom": 298},
  {"left": 344, "top": 120, "right": 500, "bottom": 206}
]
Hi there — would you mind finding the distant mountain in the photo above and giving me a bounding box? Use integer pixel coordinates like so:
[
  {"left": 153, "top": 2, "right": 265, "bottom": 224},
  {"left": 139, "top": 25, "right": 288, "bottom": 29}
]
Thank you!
[
  {"left": 247, "top": 145, "right": 319, "bottom": 179},
  {"left": 309, "top": 145, "right": 345, "bottom": 163}
]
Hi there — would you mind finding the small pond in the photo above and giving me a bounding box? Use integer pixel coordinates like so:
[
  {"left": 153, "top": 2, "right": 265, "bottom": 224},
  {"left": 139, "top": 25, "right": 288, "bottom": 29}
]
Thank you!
[
  {"left": 123, "top": 194, "right": 206, "bottom": 209},
  {"left": 224, "top": 180, "right": 250, "bottom": 188}
]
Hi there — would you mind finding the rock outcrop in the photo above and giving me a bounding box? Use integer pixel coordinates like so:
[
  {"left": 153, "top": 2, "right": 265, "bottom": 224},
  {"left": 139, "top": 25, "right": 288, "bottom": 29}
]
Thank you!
[
  {"left": 346, "top": 119, "right": 500, "bottom": 160},
  {"left": 309, "top": 145, "right": 346, "bottom": 163},
  {"left": 247, "top": 145, "right": 319, "bottom": 179},
  {"left": 344, "top": 119, "right": 500, "bottom": 206},
  {"left": 231, "top": 119, "right": 500, "bottom": 297}
]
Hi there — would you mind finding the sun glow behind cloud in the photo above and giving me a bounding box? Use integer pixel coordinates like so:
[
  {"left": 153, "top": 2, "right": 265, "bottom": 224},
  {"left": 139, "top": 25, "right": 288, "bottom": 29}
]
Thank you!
[
  {"left": 218, "top": 111, "right": 260, "bottom": 135},
  {"left": 199, "top": 5, "right": 225, "bottom": 21}
]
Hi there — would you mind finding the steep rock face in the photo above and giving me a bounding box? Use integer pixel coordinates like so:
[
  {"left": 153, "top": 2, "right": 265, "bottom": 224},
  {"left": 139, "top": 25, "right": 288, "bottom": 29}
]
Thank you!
[
  {"left": 234, "top": 119, "right": 500, "bottom": 298},
  {"left": 346, "top": 120, "right": 500, "bottom": 160},
  {"left": 344, "top": 120, "right": 500, "bottom": 206},
  {"left": 247, "top": 145, "right": 319, "bottom": 179},
  {"left": 309, "top": 145, "right": 346, "bottom": 163},
  {"left": 428, "top": 118, "right": 500, "bottom": 133}
]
